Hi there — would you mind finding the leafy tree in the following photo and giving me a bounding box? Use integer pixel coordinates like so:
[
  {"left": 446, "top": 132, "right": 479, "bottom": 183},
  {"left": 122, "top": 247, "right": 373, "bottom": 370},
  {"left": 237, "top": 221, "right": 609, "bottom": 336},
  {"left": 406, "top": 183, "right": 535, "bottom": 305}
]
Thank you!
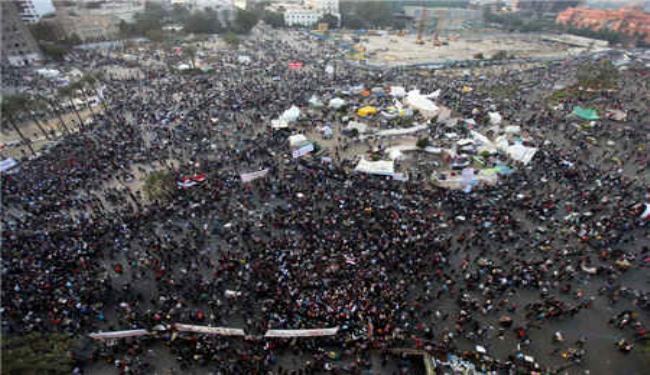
[
  {"left": 576, "top": 60, "right": 619, "bottom": 90},
  {"left": 416, "top": 137, "right": 430, "bottom": 149},
  {"left": 223, "top": 31, "right": 240, "bottom": 48},
  {"left": 58, "top": 86, "right": 85, "bottom": 131},
  {"left": 2, "top": 333, "right": 75, "bottom": 374},
  {"left": 145, "top": 28, "right": 165, "bottom": 43},
  {"left": 342, "top": 14, "right": 366, "bottom": 29},
  {"left": 262, "top": 11, "right": 285, "bottom": 28},
  {"left": 318, "top": 13, "right": 339, "bottom": 29},
  {"left": 232, "top": 9, "right": 259, "bottom": 34},
  {"left": 184, "top": 9, "right": 217, "bottom": 34},
  {"left": 143, "top": 171, "right": 176, "bottom": 202},
  {"left": 38, "top": 42, "right": 70, "bottom": 61}
]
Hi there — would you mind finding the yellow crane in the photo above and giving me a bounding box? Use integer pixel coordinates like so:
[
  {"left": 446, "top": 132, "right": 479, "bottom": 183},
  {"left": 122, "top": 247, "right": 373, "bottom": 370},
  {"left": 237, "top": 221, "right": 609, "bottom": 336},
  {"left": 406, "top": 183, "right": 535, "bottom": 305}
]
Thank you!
[{"left": 416, "top": 6, "right": 428, "bottom": 45}]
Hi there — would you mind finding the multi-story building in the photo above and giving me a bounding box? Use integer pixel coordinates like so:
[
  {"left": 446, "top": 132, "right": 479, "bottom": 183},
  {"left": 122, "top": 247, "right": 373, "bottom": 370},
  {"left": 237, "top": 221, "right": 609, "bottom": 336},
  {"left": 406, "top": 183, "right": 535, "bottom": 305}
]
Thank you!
[
  {"left": 283, "top": 5, "right": 321, "bottom": 26},
  {"left": 1, "top": 1, "right": 43, "bottom": 66},
  {"left": 51, "top": 0, "right": 144, "bottom": 41},
  {"left": 556, "top": 6, "right": 650, "bottom": 43},
  {"left": 278, "top": 0, "right": 340, "bottom": 27},
  {"left": 305, "top": 0, "right": 339, "bottom": 16},
  {"left": 14, "top": 0, "right": 43, "bottom": 23}
]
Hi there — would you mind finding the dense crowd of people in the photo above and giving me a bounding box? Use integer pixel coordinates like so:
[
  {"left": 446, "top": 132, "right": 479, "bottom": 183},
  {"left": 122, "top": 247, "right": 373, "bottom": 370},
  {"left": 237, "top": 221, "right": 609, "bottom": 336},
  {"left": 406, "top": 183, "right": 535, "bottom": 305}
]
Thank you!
[{"left": 2, "top": 27, "right": 649, "bottom": 374}]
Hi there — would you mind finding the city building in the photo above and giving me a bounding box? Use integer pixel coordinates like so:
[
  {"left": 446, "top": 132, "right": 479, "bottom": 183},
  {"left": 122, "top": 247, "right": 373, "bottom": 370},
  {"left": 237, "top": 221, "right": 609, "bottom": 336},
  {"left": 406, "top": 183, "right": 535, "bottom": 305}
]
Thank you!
[
  {"left": 1, "top": 1, "right": 43, "bottom": 66},
  {"left": 274, "top": 0, "right": 340, "bottom": 27},
  {"left": 305, "top": 0, "right": 339, "bottom": 16},
  {"left": 13, "top": 0, "right": 44, "bottom": 23},
  {"left": 556, "top": 6, "right": 650, "bottom": 43},
  {"left": 283, "top": 5, "right": 321, "bottom": 26},
  {"left": 51, "top": 0, "right": 145, "bottom": 42}
]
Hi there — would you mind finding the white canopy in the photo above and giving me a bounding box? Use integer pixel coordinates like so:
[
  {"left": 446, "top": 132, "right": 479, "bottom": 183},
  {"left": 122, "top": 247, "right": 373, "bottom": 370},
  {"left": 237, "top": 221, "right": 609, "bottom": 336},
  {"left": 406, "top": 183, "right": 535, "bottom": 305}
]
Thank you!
[
  {"left": 355, "top": 159, "right": 395, "bottom": 176},
  {"left": 505, "top": 144, "right": 538, "bottom": 165},
  {"left": 346, "top": 121, "right": 368, "bottom": 134},
  {"left": 328, "top": 98, "right": 346, "bottom": 109},
  {"left": 405, "top": 90, "right": 439, "bottom": 118},
  {"left": 289, "top": 134, "right": 308, "bottom": 147},
  {"left": 488, "top": 112, "right": 502, "bottom": 126},
  {"left": 390, "top": 86, "right": 406, "bottom": 98}
]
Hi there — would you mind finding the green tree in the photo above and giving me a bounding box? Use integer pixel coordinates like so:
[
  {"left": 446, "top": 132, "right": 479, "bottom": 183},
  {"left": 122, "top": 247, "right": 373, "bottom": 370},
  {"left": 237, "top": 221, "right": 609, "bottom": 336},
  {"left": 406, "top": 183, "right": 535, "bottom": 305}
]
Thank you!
[
  {"left": 576, "top": 60, "right": 619, "bottom": 90},
  {"left": 342, "top": 14, "right": 366, "bottom": 29},
  {"left": 1, "top": 96, "right": 36, "bottom": 156},
  {"left": 33, "top": 93, "right": 71, "bottom": 135},
  {"left": 143, "top": 170, "right": 176, "bottom": 202},
  {"left": 38, "top": 42, "right": 70, "bottom": 61},
  {"left": 318, "top": 14, "right": 339, "bottom": 29},
  {"left": 223, "top": 31, "right": 240, "bottom": 48},
  {"left": 416, "top": 137, "right": 430, "bottom": 149},
  {"left": 262, "top": 11, "right": 285, "bottom": 28},
  {"left": 232, "top": 9, "right": 259, "bottom": 34},
  {"left": 2, "top": 333, "right": 75, "bottom": 374},
  {"left": 58, "top": 86, "right": 85, "bottom": 131}
]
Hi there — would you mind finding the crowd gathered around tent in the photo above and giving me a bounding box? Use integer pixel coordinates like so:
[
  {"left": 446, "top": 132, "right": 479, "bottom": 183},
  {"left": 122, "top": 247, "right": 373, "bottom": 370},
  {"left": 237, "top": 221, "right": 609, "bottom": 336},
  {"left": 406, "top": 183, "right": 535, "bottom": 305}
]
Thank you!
[{"left": 2, "top": 26, "right": 650, "bottom": 374}]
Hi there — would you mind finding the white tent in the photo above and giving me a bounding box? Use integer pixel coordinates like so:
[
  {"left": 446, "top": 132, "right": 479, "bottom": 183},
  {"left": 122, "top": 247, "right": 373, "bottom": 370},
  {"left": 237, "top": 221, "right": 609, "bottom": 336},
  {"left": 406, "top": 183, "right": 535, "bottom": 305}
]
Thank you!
[
  {"left": 288, "top": 134, "right": 308, "bottom": 147},
  {"left": 237, "top": 55, "right": 252, "bottom": 64},
  {"left": 308, "top": 95, "right": 324, "bottom": 108},
  {"left": 405, "top": 90, "right": 439, "bottom": 118},
  {"left": 346, "top": 121, "right": 368, "bottom": 134},
  {"left": 328, "top": 98, "right": 346, "bottom": 109},
  {"left": 355, "top": 159, "right": 395, "bottom": 176},
  {"left": 390, "top": 86, "right": 406, "bottom": 98},
  {"left": 272, "top": 106, "right": 301, "bottom": 129},
  {"left": 488, "top": 112, "right": 502, "bottom": 126},
  {"left": 505, "top": 144, "right": 538, "bottom": 165}
]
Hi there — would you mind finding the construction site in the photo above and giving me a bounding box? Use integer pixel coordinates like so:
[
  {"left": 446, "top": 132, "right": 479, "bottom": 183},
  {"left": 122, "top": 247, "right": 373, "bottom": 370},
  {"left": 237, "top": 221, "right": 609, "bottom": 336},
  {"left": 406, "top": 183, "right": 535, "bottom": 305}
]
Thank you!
[{"left": 335, "top": 6, "right": 609, "bottom": 67}]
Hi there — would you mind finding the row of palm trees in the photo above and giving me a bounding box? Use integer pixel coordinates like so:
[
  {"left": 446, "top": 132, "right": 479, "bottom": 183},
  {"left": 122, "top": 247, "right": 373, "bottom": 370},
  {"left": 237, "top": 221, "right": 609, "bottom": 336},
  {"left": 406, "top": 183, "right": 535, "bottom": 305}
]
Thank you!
[{"left": 1, "top": 73, "right": 112, "bottom": 157}]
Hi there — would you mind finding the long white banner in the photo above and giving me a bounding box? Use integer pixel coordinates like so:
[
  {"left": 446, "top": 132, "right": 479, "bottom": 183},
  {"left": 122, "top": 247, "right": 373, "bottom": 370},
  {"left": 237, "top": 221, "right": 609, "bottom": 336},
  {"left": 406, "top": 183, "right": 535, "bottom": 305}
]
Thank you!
[
  {"left": 240, "top": 168, "right": 269, "bottom": 183},
  {"left": 173, "top": 324, "right": 246, "bottom": 336},
  {"left": 264, "top": 327, "right": 339, "bottom": 338},
  {"left": 89, "top": 329, "right": 149, "bottom": 340}
]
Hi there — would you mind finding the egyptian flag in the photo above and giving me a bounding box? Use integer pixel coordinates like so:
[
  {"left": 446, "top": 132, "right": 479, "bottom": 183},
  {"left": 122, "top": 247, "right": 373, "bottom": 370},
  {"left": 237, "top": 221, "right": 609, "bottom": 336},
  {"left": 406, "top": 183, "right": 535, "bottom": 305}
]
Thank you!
[
  {"left": 288, "top": 61, "right": 304, "bottom": 70},
  {"left": 177, "top": 174, "right": 207, "bottom": 188}
]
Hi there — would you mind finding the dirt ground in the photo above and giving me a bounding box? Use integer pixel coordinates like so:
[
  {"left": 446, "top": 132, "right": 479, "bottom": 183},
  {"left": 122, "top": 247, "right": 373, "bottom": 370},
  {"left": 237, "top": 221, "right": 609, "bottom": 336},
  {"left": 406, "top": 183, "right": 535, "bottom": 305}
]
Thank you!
[{"left": 358, "top": 32, "right": 602, "bottom": 66}]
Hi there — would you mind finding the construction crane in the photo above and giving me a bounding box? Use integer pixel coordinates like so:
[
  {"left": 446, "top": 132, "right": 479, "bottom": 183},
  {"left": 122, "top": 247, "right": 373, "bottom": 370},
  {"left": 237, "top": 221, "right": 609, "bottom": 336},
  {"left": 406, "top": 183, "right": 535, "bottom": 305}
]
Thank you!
[
  {"left": 416, "top": 6, "right": 428, "bottom": 45},
  {"left": 432, "top": 9, "right": 448, "bottom": 47}
]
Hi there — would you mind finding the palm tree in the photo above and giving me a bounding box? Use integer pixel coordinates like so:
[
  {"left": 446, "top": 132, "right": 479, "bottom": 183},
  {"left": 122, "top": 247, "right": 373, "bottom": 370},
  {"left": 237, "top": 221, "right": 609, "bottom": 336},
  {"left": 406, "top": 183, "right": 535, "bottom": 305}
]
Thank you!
[
  {"left": 11, "top": 94, "right": 52, "bottom": 140},
  {"left": 1, "top": 97, "right": 36, "bottom": 156},
  {"left": 85, "top": 72, "right": 119, "bottom": 127},
  {"left": 70, "top": 80, "right": 98, "bottom": 126},
  {"left": 34, "top": 94, "right": 71, "bottom": 136},
  {"left": 58, "top": 86, "right": 85, "bottom": 131}
]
